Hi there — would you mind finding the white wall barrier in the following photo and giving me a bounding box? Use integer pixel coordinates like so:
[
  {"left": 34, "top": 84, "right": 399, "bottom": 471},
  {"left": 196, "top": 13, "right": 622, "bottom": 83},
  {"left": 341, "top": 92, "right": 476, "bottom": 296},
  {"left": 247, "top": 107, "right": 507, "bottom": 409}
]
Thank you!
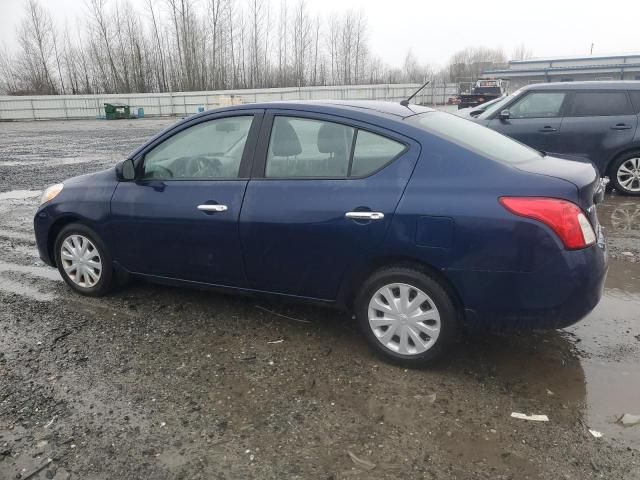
[{"left": 0, "top": 83, "right": 459, "bottom": 121}]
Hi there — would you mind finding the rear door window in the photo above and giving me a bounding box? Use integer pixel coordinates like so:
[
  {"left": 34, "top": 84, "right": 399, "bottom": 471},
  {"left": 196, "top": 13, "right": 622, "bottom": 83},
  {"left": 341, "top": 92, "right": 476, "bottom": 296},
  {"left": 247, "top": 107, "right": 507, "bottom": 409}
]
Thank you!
[
  {"left": 266, "top": 117, "right": 354, "bottom": 178},
  {"left": 569, "top": 91, "right": 633, "bottom": 116},
  {"left": 507, "top": 92, "right": 567, "bottom": 118},
  {"left": 265, "top": 116, "right": 405, "bottom": 178}
]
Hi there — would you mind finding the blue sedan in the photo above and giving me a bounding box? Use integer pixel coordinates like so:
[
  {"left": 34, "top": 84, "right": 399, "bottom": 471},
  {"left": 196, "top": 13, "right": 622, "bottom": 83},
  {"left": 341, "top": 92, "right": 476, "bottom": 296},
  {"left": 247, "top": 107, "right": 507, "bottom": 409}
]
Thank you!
[{"left": 33, "top": 101, "right": 608, "bottom": 365}]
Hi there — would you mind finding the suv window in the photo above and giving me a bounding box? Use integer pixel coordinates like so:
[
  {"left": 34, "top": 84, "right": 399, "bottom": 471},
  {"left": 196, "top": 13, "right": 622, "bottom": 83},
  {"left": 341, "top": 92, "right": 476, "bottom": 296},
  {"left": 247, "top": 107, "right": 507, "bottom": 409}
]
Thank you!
[
  {"left": 409, "top": 112, "right": 541, "bottom": 164},
  {"left": 351, "top": 131, "right": 405, "bottom": 176},
  {"left": 508, "top": 92, "right": 566, "bottom": 118},
  {"left": 265, "top": 116, "right": 405, "bottom": 178},
  {"left": 627, "top": 91, "right": 640, "bottom": 114},
  {"left": 143, "top": 116, "right": 253, "bottom": 179},
  {"left": 569, "top": 92, "right": 633, "bottom": 116}
]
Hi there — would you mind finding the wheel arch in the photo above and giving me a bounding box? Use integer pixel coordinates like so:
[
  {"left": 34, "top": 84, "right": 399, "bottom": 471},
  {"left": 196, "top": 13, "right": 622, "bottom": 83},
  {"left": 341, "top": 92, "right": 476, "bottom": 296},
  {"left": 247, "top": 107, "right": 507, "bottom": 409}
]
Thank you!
[
  {"left": 605, "top": 147, "right": 640, "bottom": 177},
  {"left": 338, "top": 255, "right": 465, "bottom": 318},
  {"left": 47, "top": 215, "right": 83, "bottom": 267}
]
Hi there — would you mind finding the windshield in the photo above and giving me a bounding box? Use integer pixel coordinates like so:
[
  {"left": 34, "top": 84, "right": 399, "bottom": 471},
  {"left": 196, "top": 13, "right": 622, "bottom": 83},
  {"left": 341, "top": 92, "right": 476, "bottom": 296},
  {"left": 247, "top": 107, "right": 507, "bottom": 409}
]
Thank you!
[
  {"left": 478, "top": 88, "right": 524, "bottom": 118},
  {"left": 408, "top": 111, "right": 542, "bottom": 164}
]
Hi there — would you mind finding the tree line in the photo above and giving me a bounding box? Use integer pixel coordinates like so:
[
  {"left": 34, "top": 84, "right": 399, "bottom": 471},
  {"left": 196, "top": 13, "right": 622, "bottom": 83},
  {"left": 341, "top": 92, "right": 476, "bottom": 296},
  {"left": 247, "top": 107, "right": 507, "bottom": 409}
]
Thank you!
[{"left": 0, "top": 0, "right": 521, "bottom": 96}]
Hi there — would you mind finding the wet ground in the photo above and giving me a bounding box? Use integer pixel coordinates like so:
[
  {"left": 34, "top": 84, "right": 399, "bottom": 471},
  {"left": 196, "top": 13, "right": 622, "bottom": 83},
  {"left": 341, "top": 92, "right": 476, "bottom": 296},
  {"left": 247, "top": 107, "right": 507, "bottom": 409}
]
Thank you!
[{"left": 0, "top": 119, "right": 639, "bottom": 479}]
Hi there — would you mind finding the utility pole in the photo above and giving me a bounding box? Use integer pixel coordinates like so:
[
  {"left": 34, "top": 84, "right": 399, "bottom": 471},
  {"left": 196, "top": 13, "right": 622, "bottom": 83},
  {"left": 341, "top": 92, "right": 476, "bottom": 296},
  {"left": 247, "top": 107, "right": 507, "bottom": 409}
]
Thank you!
[{"left": 590, "top": 43, "right": 594, "bottom": 55}]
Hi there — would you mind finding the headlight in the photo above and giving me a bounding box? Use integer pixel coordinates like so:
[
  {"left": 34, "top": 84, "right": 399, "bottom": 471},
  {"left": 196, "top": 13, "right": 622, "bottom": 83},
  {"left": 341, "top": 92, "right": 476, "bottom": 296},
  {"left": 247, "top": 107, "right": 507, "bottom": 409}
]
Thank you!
[{"left": 40, "top": 183, "right": 63, "bottom": 205}]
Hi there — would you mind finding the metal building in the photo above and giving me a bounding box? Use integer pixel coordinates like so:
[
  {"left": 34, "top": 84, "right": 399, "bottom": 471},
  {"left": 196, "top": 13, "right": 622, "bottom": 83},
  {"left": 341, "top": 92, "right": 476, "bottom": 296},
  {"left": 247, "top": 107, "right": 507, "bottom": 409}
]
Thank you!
[{"left": 482, "top": 53, "right": 640, "bottom": 91}]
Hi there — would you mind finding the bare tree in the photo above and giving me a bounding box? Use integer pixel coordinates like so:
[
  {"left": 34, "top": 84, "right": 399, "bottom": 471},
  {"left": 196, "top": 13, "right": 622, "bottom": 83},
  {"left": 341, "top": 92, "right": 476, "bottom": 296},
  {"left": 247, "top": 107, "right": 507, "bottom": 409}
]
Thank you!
[
  {"left": 511, "top": 43, "right": 533, "bottom": 61},
  {"left": 0, "top": 0, "right": 464, "bottom": 96}
]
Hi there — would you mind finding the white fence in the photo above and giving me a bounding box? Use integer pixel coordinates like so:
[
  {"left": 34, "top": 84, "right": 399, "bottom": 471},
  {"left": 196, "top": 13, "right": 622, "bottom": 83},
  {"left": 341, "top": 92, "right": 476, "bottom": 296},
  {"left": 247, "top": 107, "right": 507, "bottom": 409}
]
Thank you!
[{"left": 0, "top": 83, "right": 458, "bottom": 121}]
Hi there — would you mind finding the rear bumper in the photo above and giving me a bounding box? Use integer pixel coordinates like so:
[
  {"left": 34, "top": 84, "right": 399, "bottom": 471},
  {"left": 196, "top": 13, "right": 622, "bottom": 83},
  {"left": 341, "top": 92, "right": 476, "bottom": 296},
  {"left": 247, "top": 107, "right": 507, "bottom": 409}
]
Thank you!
[{"left": 449, "top": 242, "right": 608, "bottom": 330}]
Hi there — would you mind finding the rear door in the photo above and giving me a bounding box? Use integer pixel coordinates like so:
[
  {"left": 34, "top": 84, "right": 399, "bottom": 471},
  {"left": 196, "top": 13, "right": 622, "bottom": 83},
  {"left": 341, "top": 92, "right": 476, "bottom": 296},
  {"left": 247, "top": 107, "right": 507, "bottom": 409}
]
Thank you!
[
  {"left": 239, "top": 111, "right": 420, "bottom": 300},
  {"left": 486, "top": 90, "right": 568, "bottom": 153},
  {"left": 557, "top": 90, "right": 637, "bottom": 173}
]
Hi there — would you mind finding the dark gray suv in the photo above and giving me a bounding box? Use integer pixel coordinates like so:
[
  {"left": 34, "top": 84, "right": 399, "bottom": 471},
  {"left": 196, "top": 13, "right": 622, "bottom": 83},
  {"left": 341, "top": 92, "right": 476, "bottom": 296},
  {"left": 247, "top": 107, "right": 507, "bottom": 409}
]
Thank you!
[{"left": 473, "top": 81, "right": 640, "bottom": 195}]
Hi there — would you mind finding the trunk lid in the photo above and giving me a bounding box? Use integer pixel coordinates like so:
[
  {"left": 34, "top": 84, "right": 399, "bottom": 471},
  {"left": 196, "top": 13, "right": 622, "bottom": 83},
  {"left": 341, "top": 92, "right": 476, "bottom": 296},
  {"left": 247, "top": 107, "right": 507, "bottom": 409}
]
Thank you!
[{"left": 513, "top": 154, "right": 604, "bottom": 226}]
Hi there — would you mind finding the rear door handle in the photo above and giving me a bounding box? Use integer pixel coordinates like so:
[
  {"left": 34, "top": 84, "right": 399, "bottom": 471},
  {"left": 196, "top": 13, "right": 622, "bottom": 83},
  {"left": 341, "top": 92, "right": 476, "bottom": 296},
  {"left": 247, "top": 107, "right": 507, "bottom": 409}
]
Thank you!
[
  {"left": 538, "top": 126, "right": 557, "bottom": 132},
  {"left": 611, "top": 124, "right": 632, "bottom": 130},
  {"left": 197, "top": 204, "right": 228, "bottom": 212},
  {"left": 345, "top": 211, "right": 384, "bottom": 221}
]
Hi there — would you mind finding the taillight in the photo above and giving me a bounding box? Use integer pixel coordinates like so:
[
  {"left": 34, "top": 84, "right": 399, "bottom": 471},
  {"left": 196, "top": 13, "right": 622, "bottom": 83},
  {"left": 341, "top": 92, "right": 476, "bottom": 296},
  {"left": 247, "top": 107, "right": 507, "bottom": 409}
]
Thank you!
[{"left": 499, "top": 197, "right": 596, "bottom": 250}]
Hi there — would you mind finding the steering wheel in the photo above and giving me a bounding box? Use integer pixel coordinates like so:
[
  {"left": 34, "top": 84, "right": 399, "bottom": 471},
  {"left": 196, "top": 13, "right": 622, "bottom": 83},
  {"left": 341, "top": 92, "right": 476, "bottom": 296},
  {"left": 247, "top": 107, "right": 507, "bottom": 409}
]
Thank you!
[
  {"left": 146, "top": 165, "right": 173, "bottom": 179},
  {"left": 186, "top": 156, "right": 223, "bottom": 177}
]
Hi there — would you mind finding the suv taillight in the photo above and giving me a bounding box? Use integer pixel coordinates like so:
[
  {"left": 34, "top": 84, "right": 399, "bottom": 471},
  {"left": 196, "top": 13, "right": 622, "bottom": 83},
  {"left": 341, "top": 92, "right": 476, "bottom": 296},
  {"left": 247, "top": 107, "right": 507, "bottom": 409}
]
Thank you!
[{"left": 499, "top": 197, "right": 596, "bottom": 250}]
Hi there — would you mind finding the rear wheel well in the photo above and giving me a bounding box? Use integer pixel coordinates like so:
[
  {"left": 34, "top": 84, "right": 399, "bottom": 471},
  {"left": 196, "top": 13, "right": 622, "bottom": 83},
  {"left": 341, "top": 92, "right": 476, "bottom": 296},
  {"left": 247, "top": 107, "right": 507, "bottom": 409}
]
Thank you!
[
  {"left": 607, "top": 148, "right": 640, "bottom": 177},
  {"left": 341, "top": 257, "right": 465, "bottom": 317},
  {"left": 47, "top": 216, "right": 81, "bottom": 266}
]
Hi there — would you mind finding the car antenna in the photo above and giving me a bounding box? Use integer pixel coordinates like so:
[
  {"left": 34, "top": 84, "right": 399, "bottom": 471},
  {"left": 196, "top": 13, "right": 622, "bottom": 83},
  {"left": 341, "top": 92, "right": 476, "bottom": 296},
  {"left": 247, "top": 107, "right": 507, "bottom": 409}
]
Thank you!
[{"left": 400, "top": 80, "right": 431, "bottom": 107}]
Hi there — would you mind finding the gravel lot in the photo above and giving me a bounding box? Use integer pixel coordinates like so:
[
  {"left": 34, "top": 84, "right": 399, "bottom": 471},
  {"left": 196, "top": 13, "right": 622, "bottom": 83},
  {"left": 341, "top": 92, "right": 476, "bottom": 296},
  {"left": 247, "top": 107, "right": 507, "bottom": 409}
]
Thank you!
[{"left": 0, "top": 119, "right": 639, "bottom": 480}]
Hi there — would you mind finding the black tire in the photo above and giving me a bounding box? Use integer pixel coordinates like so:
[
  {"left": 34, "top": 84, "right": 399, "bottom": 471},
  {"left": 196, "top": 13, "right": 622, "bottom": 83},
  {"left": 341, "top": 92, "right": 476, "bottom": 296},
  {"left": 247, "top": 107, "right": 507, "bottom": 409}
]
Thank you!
[
  {"left": 609, "top": 151, "right": 640, "bottom": 196},
  {"left": 54, "top": 223, "right": 114, "bottom": 297},
  {"left": 355, "top": 266, "right": 458, "bottom": 367}
]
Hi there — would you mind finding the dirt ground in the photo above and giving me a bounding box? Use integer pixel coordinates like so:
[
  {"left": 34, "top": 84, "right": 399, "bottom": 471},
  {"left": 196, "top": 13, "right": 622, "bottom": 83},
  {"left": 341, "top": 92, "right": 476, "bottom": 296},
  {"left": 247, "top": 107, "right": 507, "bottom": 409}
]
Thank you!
[{"left": 0, "top": 119, "right": 639, "bottom": 480}]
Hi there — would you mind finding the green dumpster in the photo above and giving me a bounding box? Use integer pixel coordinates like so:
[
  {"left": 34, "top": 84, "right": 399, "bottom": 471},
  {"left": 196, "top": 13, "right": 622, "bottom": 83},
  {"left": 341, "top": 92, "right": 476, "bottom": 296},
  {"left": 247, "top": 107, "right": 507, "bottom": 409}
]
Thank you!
[{"left": 104, "top": 102, "right": 130, "bottom": 120}]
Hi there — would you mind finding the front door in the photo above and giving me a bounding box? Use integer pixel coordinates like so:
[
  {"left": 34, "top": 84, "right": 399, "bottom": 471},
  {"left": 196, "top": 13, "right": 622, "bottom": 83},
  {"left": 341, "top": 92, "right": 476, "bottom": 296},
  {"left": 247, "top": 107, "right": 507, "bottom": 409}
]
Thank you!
[
  {"left": 487, "top": 90, "right": 568, "bottom": 153},
  {"left": 110, "top": 112, "right": 262, "bottom": 286},
  {"left": 239, "top": 112, "right": 420, "bottom": 300}
]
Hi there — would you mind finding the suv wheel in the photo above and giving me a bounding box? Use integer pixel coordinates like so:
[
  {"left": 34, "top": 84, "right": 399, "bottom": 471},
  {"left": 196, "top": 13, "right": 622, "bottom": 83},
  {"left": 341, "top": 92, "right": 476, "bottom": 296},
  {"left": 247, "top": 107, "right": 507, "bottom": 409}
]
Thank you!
[
  {"left": 54, "top": 223, "right": 114, "bottom": 296},
  {"left": 355, "top": 267, "right": 458, "bottom": 366},
  {"left": 611, "top": 153, "right": 640, "bottom": 196}
]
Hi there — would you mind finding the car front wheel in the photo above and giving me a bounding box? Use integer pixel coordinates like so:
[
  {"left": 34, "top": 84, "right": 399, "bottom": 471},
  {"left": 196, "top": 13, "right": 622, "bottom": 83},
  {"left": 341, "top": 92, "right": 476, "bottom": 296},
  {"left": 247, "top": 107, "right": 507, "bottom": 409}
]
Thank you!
[
  {"left": 54, "top": 223, "right": 114, "bottom": 296},
  {"left": 356, "top": 267, "right": 458, "bottom": 366},
  {"left": 611, "top": 153, "right": 640, "bottom": 196}
]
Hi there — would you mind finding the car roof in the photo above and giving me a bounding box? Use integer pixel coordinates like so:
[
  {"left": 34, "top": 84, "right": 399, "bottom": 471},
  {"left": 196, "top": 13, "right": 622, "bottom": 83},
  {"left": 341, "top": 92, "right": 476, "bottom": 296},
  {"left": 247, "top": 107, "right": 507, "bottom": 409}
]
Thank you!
[
  {"left": 522, "top": 81, "right": 640, "bottom": 91},
  {"left": 205, "top": 100, "right": 435, "bottom": 120}
]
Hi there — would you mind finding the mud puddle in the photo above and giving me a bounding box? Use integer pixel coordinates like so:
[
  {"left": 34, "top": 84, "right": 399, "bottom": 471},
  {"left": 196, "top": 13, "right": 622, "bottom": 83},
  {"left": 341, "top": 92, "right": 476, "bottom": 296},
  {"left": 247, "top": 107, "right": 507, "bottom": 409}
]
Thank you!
[{"left": 566, "top": 259, "right": 640, "bottom": 449}]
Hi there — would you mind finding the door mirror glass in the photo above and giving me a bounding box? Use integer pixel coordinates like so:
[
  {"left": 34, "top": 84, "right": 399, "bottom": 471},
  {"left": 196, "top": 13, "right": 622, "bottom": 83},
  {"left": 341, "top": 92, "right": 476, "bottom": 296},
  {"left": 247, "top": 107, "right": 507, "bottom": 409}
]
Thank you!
[
  {"left": 499, "top": 109, "right": 511, "bottom": 120},
  {"left": 122, "top": 159, "right": 135, "bottom": 180},
  {"left": 116, "top": 158, "right": 136, "bottom": 181}
]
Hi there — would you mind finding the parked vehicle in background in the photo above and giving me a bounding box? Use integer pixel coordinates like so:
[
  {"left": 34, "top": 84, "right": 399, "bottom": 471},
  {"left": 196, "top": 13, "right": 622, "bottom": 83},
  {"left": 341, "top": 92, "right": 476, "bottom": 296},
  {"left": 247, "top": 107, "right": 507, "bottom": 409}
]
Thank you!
[
  {"left": 457, "top": 79, "right": 508, "bottom": 109},
  {"left": 454, "top": 95, "right": 506, "bottom": 118},
  {"left": 34, "top": 101, "right": 608, "bottom": 366},
  {"left": 473, "top": 81, "right": 640, "bottom": 195}
]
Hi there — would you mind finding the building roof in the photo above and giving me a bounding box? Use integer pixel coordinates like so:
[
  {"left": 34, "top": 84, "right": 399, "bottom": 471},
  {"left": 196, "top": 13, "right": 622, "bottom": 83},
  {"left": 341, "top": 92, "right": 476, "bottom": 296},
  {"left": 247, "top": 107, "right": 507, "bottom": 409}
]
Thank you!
[
  {"left": 521, "top": 81, "right": 640, "bottom": 91},
  {"left": 483, "top": 53, "right": 640, "bottom": 78},
  {"left": 509, "top": 53, "right": 640, "bottom": 64}
]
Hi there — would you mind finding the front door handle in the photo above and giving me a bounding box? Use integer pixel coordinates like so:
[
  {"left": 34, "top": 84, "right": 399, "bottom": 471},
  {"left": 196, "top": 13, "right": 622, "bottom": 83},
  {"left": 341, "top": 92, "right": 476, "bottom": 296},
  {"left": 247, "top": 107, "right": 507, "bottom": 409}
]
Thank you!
[
  {"left": 539, "top": 126, "right": 557, "bottom": 132},
  {"left": 611, "top": 124, "right": 632, "bottom": 130},
  {"left": 197, "top": 204, "right": 228, "bottom": 212},
  {"left": 345, "top": 211, "right": 385, "bottom": 221}
]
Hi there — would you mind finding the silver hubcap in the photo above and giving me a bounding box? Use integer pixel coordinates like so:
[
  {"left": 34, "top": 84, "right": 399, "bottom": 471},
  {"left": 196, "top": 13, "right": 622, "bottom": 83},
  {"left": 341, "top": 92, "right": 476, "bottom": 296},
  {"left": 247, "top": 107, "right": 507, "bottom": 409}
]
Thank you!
[
  {"left": 60, "top": 234, "right": 102, "bottom": 288},
  {"left": 368, "top": 283, "right": 441, "bottom": 355},
  {"left": 617, "top": 158, "right": 640, "bottom": 192}
]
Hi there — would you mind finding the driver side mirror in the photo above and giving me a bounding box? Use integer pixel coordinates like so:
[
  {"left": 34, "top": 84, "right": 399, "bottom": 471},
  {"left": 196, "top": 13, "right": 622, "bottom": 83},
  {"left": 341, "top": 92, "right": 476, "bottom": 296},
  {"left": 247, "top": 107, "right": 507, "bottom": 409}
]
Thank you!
[
  {"left": 116, "top": 158, "right": 136, "bottom": 181},
  {"left": 499, "top": 109, "right": 511, "bottom": 120}
]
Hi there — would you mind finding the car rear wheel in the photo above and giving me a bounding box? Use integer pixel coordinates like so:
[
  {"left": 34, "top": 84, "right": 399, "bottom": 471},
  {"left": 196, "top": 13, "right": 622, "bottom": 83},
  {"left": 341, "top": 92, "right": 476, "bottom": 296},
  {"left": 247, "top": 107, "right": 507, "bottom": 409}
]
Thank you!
[
  {"left": 611, "top": 153, "right": 640, "bottom": 196},
  {"left": 355, "top": 267, "right": 458, "bottom": 366},
  {"left": 54, "top": 223, "right": 114, "bottom": 296}
]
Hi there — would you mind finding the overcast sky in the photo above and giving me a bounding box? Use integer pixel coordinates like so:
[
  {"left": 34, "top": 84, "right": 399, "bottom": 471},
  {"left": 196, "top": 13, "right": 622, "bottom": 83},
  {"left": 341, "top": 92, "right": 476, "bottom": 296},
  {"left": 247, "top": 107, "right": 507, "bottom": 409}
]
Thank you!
[{"left": 1, "top": 0, "right": 639, "bottom": 68}]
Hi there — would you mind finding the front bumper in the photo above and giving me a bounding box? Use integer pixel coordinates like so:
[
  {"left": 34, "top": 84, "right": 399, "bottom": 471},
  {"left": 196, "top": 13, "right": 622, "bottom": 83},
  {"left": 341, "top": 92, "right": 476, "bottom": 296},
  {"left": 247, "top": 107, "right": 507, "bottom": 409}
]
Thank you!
[{"left": 34, "top": 208, "right": 56, "bottom": 267}]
